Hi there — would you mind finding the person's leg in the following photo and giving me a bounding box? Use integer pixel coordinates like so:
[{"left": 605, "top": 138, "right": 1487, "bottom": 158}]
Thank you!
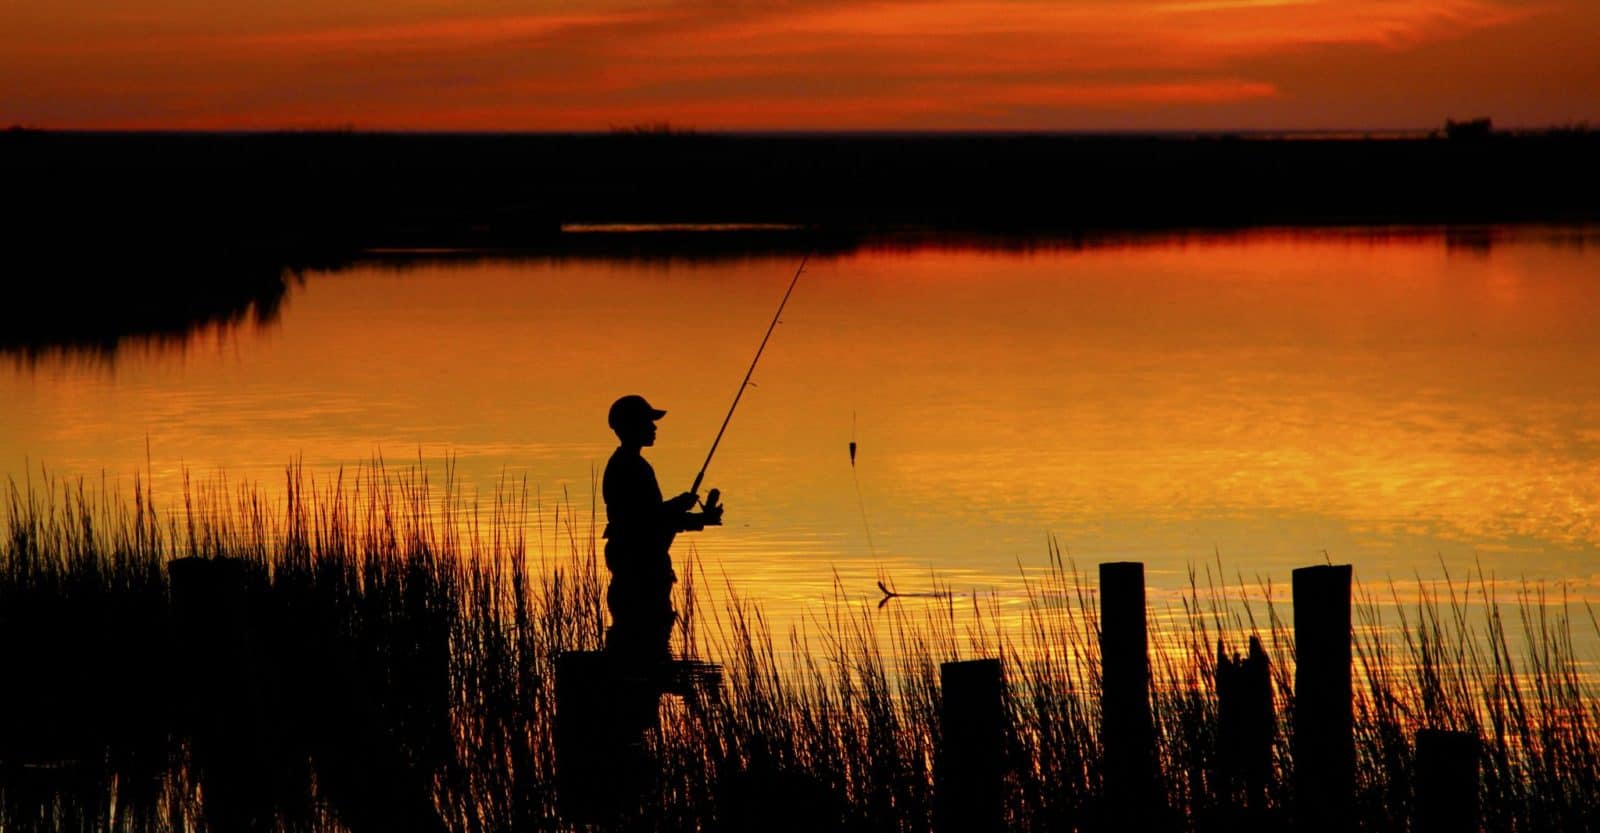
[
  {"left": 607, "top": 579, "right": 651, "bottom": 660},
  {"left": 646, "top": 578, "right": 676, "bottom": 666},
  {"left": 606, "top": 576, "right": 662, "bottom": 732}
]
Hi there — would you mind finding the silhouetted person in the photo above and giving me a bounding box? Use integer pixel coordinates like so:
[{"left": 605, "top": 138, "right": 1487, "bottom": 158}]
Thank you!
[{"left": 602, "top": 395, "right": 722, "bottom": 685}]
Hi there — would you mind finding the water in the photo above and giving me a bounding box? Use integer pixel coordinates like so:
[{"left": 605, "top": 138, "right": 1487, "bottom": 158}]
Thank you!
[{"left": 4, "top": 226, "right": 1598, "bottom": 646}]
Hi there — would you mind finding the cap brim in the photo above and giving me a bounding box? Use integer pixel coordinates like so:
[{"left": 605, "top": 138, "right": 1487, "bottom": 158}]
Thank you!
[{"left": 649, "top": 408, "right": 667, "bottom": 420}]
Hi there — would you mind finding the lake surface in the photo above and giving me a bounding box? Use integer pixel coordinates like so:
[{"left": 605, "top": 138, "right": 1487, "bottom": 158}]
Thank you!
[{"left": 4, "top": 226, "right": 1598, "bottom": 650}]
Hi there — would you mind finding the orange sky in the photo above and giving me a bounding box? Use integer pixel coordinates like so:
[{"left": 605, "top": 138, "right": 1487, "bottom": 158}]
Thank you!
[{"left": 3, "top": 0, "right": 1597, "bottom": 130}]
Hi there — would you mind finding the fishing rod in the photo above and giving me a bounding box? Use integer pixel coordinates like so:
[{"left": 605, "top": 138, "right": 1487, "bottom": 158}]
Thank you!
[{"left": 689, "top": 254, "right": 810, "bottom": 502}]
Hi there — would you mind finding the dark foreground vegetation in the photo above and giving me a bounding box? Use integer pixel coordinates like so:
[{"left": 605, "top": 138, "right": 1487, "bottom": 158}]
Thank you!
[{"left": 2, "top": 466, "right": 1597, "bottom": 832}]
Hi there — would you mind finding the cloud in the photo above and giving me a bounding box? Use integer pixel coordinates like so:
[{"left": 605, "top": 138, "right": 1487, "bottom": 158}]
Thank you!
[
  {"left": 0, "top": 0, "right": 1583, "bottom": 128},
  {"left": 230, "top": 12, "right": 662, "bottom": 50}
]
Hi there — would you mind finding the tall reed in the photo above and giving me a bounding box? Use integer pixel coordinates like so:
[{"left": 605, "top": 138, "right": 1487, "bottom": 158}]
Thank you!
[{"left": 2, "top": 465, "right": 1596, "bottom": 831}]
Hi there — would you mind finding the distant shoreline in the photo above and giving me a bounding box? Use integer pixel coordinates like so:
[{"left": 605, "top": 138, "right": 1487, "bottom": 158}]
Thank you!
[
  {"left": 8, "top": 124, "right": 1577, "bottom": 139},
  {"left": 8, "top": 129, "right": 1595, "bottom": 355},
  {"left": 6, "top": 129, "right": 1597, "bottom": 258}
]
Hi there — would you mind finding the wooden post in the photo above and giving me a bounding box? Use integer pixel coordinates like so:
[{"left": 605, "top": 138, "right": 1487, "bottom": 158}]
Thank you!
[
  {"left": 937, "top": 658, "right": 1006, "bottom": 833},
  {"left": 1100, "top": 561, "right": 1157, "bottom": 820},
  {"left": 1415, "top": 729, "right": 1479, "bottom": 833},
  {"left": 1292, "top": 565, "right": 1353, "bottom": 833},
  {"left": 1216, "top": 635, "right": 1275, "bottom": 815},
  {"left": 556, "top": 650, "right": 627, "bottom": 824}
]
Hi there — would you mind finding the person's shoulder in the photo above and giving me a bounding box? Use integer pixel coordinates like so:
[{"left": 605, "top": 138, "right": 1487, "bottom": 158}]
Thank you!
[{"left": 605, "top": 447, "right": 649, "bottom": 476}]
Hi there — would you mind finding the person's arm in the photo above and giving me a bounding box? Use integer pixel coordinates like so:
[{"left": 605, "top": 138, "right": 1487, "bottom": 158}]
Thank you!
[{"left": 662, "top": 490, "right": 723, "bottom": 532}]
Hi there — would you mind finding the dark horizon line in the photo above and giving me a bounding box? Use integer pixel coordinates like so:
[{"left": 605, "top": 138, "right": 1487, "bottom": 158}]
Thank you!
[{"left": 10, "top": 122, "right": 1587, "bottom": 140}]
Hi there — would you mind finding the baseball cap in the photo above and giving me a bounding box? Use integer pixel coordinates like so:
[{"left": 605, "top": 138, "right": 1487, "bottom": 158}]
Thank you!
[{"left": 608, "top": 394, "right": 667, "bottom": 432}]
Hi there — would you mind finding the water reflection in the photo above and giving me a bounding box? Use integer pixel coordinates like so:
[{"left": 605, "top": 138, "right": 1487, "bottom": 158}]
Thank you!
[
  {"left": 0, "top": 229, "right": 854, "bottom": 364},
  {"left": 1, "top": 253, "right": 300, "bottom": 365},
  {"left": 10, "top": 225, "right": 1589, "bottom": 361},
  {"left": 2, "top": 226, "right": 1598, "bottom": 635}
]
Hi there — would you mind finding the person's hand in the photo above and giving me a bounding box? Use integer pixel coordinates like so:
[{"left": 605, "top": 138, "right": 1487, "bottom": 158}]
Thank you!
[
  {"left": 702, "top": 501, "right": 724, "bottom": 526},
  {"left": 665, "top": 491, "right": 698, "bottom": 513}
]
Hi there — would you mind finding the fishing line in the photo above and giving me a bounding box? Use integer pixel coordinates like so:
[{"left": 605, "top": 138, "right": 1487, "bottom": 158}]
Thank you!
[{"left": 849, "top": 410, "right": 879, "bottom": 562}]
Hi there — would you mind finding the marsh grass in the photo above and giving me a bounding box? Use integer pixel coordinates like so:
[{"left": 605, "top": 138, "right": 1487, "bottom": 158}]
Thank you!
[{"left": 2, "top": 464, "right": 1597, "bottom": 831}]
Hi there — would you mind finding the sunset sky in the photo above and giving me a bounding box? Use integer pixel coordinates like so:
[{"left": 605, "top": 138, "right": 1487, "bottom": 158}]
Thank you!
[{"left": 4, "top": 0, "right": 1597, "bottom": 131}]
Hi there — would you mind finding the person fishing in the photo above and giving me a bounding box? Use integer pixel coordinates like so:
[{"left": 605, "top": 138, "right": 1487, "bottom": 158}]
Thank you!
[
  {"left": 599, "top": 257, "right": 802, "bottom": 735},
  {"left": 602, "top": 394, "right": 723, "bottom": 676}
]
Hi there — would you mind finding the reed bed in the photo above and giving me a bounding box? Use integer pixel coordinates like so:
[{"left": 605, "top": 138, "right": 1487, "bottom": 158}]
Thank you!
[{"left": 1, "top": 464, "right": 1597, "bottom": 832}]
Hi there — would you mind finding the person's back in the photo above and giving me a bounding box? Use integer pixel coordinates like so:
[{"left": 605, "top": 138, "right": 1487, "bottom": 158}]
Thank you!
[{"left": 602, "top": 446, "right": 674, "bottom": 581}]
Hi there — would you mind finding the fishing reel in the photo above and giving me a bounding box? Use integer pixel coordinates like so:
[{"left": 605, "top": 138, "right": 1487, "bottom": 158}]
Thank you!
[{"left": 701, "top": 488, "right": 723, "bottom": 525}]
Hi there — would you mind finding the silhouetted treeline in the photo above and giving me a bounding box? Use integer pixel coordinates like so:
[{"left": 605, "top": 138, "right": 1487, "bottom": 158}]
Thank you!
[
  {"left": 0, "top": 254, "right": 299, "bottom": 361},
  {"left": 5, "top": 130, "right": 1597, "bottom": 251},
  {"left": 4, "top": 129, "right": 1596, "bottom": 358}
]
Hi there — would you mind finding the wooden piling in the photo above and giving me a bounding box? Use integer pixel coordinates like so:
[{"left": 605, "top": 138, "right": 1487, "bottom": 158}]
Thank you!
[
  {"left": 1415, "top": 729, "right": 1479, "bottom": 833},
  {"left": 556, "top": 650, "right": 626, "bottom": 823},
  {"left": 1100, "top": 561, "right": 1157, "bottom": 819},
  {"left": 937, "top": 658, "right": 1006, "bottom": 833},
  {"left": 1292, "top": 564, "right": 1353, "bottom": 833},
  {"left": 1216, "top": 635, "right": 1274, "bottom": 815}
]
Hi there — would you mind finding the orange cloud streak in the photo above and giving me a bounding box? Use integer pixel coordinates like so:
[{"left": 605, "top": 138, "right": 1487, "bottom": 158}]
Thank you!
[
  {"left": 1, "top": 0, "right": 1592, "bottom": 129},
  {"left": 232, "top": 12, "right": 662, "bottom": 50}
]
